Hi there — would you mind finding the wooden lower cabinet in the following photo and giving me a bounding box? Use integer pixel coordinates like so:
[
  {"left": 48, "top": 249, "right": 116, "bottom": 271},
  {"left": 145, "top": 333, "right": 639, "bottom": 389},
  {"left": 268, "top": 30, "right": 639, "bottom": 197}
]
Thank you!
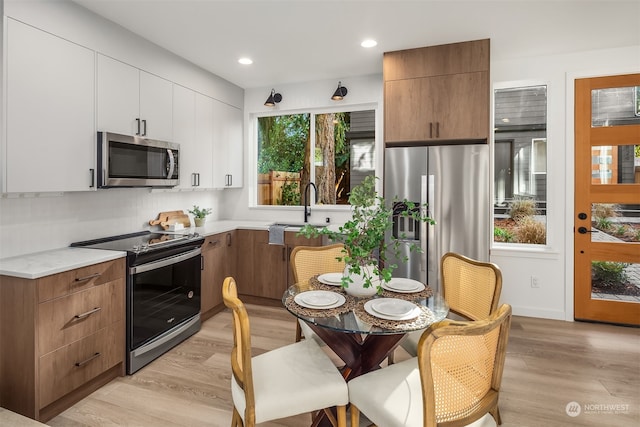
[
  {"left": 233, "top": 229, "right": 321, "bottom": 300},
  {"left": 201, "top": 231, "right": 236, "bottom": 319},
  {"left": 0, "top": 258, "right": 125, "bottom": 422},
  {"left": 39, "top": 321, "right": 124, "bottom": 408}
]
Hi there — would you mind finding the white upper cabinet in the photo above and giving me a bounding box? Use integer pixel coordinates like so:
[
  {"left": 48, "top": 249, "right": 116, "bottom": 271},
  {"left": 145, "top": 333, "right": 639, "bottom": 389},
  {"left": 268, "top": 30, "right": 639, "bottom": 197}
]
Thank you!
[
  {"left": 97, "top": 54, "right": 173, "bottom": 141},
  {"left": 139, "top": 71, "right": 173, "bottom": 141},
  {"left": 173, "top": 86, "right": 215, "bottom": 189},
  {"left": 173, "top": 84, "right": 196, "bottom": 189},
  {"left": 212, "top": 100, "right": 243, "bottom": 189},
  {"left": 194, "top": 93, "right": 215, "bottom": 188},
  {"left": 5, "top": 19, "right": 95, "bottom": 193}
]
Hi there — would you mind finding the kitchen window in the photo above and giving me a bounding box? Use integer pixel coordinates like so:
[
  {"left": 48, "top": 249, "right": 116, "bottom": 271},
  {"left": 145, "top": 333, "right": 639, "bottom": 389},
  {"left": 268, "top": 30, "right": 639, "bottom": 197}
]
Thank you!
[{"left": 256, "top": 109, "right": 376, "bottom": 206}]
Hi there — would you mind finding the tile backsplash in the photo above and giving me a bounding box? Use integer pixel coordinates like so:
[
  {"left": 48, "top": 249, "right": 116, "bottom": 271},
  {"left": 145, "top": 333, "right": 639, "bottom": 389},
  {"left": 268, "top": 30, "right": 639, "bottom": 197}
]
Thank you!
[{"left": 0, "top": 189, "right": 222, "bottom": 259}]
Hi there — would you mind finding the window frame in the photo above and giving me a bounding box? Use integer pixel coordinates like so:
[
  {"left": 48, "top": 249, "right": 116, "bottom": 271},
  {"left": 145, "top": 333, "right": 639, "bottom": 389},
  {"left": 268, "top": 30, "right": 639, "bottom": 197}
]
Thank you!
[
  {"left": 249, "top": 103, "right": 380, "bottom": 210},
  {"left": 492, "top": 81, "right": 552, "bottom": 250}
]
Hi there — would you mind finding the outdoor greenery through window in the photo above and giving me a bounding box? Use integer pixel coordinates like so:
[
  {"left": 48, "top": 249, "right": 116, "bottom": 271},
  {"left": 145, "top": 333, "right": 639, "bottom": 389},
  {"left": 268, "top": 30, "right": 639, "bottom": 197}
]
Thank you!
[
  {"left": 257, "top": 110, "right": 375, "bottom": 206},
  {"left": 493, "top": 85, "right": 548, "bottom": 245}
]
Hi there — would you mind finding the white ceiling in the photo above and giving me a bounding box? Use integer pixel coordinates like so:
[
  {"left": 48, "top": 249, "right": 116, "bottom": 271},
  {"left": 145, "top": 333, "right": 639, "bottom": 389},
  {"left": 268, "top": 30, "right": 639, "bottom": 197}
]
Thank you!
[{"left": 71, "top": 0, "right": 640, "bottom": 89}]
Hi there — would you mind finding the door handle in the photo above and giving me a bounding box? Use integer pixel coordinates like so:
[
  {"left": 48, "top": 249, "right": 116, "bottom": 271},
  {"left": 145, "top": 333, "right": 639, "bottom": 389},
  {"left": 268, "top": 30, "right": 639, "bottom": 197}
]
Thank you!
[{"left": 577, "top": 227, "right": 597, "bottom": 234}]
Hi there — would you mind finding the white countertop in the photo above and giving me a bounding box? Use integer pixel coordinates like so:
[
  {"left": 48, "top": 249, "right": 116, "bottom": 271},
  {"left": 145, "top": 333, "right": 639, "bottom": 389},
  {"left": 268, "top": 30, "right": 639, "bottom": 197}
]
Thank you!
[
  {"left": 0, "top": 247, "right": 126, "bottom": 279},
  {"left": 0, "top": 219, "right": 337, "bottom": 280}
]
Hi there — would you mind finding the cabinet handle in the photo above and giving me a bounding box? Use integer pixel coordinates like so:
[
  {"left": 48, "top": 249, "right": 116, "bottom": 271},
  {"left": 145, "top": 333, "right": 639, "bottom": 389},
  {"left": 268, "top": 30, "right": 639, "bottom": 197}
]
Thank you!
[
  {"left": 74, "top": 306, "right": 102, "bottom": 320},
  {"left": 74, "top": 272, "right": 101, "bottom": 283},
  {"left": 142, "top": 119, "right": 147, "bottom": 136},
  {"left": 435, "top": 122, "right": 440, "bottom": 138},
  {"left": 191, "top": 173, "right": 196, "bottom": 187},
  {"left": 226, "top": 233, "right": 232, "bottom": 247},
  {"left": 89, "top": 169, "right": 95, "bottom": 188},
  {"left": 282, "top": 247, "right": 286, "bottom": 261},
  {"left": 75, "top": 352, "right": 101, "bottom": 367},
  {"left": 136, "top": 118, "right": 141, "bottom": 136},
  {"left": 196, "top": 173, "right": 200, "bottom": 187},
  {"left": 201, "top": 255, "right": 204, "bottom": 271},
  {"left": 429, "top": 122, "right": 433, "bottom": 138}
]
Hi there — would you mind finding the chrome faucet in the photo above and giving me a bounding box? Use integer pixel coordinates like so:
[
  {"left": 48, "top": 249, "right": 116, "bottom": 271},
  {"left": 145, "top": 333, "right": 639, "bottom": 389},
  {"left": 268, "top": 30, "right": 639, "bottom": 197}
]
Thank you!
[{"left": 303, "top": 182, "right": 317, "bottom": 223}]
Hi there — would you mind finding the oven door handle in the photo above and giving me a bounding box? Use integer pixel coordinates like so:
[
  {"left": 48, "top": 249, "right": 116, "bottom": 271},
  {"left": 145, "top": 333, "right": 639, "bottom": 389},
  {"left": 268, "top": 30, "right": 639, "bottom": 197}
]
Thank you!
[
  {"left": 131, "top": 315, "right": 200, "bottom": 358},
  {"left": 129, "top": 247, "right": 202, "bottom": 275}
]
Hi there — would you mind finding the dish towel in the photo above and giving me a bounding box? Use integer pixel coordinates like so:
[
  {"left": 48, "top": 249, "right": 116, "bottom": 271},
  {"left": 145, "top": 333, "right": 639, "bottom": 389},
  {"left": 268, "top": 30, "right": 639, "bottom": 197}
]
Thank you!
[{"left": 268, "top": 224, "right": 285, "bottom": 245}]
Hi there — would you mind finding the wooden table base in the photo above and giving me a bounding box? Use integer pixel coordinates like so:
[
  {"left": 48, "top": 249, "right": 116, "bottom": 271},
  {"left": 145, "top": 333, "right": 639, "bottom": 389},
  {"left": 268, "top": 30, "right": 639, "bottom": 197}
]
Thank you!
[{"left": 307, "top": 323, "right": 406, "bottom": 427}]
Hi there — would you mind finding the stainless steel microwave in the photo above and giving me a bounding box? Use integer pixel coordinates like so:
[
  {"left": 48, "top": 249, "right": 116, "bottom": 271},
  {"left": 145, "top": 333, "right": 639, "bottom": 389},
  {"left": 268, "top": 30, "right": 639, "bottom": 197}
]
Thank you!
[{"left": 97, "top": 132, "right": 179, "bottom": 188}]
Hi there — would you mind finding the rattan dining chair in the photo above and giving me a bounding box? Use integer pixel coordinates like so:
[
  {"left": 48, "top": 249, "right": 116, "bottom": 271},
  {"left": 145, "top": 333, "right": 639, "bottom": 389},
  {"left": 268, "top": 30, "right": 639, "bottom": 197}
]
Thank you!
[
  {"left": 399, "top": 251, "right": 503, "bottom": 357},
  {"left": 348, "top": 304, "right": 512, "bottom": 427},
  {"left": 222, "top": 276, "right": 348, "bottom": 427},
  {"left": 290, "top": 243, "right": 346, "bottom": 342}
]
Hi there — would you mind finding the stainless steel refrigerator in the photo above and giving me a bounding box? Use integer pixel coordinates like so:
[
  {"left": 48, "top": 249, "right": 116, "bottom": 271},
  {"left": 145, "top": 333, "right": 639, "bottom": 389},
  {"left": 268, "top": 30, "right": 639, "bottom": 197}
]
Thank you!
[{"left": 384, "top": 145, "right": 490, "bottom": 292}]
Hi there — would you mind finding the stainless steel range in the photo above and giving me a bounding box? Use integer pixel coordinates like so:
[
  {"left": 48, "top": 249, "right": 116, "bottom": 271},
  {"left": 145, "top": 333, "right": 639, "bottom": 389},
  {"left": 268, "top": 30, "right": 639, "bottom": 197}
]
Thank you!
[{"left": 72, "top": 231, "right": 204, "bottom": 374}]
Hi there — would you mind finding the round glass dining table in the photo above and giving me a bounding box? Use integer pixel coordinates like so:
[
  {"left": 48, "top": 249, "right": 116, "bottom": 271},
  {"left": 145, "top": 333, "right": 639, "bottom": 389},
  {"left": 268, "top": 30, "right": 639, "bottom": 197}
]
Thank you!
[{"left": 282, "top": 277, "right": 449, "bottom": 377}]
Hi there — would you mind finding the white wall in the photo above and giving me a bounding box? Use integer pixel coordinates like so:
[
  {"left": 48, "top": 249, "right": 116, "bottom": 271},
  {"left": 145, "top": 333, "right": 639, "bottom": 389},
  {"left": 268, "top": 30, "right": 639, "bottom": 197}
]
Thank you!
[{"left": 491, "top": 45, "right": 639, "bottom": 321}]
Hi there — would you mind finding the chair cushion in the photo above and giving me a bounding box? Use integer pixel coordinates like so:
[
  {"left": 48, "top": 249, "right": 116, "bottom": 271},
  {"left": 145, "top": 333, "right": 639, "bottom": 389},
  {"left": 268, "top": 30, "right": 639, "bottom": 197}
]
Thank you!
[
  {"left": 348, "top": 358, "right": 423, "bottom": 427},
  {"left": 348, "top": 358, "right": 497, "bottom": 427},
  {"left": 232, "top": 339, "right": 348, "bottom": 423}
]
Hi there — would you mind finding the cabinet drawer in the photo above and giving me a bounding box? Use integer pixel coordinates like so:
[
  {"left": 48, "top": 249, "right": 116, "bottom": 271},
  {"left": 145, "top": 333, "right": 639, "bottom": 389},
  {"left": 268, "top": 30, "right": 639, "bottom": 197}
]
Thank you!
[
  {"left": 38, "top": 278, "right": 124, "bottom": 356},
  {"left": 38, "top": 258, "right": 125, "bottom": 302},
  {"left": 39, "top": 321, "right": 124, "bottom": 409},
  {"left": 202, "top": 234, "right": 225, "bottom": 253}
]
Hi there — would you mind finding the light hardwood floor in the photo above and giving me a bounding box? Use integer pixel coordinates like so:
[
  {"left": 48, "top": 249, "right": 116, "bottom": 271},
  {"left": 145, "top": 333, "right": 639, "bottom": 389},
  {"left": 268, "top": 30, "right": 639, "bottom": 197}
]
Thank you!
[{"left": 48, "top": 304, "right": 640, "bottom": 427}]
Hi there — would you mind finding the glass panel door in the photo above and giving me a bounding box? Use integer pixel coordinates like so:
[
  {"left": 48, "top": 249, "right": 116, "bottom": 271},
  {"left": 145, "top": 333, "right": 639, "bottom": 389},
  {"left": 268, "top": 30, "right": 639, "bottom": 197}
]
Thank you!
[{"left": 575, "top": 74, "right": 640, "bottom": 325}]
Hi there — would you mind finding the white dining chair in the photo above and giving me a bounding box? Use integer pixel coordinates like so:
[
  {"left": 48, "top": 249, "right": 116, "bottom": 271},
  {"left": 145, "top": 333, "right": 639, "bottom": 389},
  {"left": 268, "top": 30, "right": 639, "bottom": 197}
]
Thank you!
[
  {"left": 349, "top": 304, "right": 512, "bottom": 427},
  {"left": 222, "top": 276, "right": 348, "bottom": 427}
]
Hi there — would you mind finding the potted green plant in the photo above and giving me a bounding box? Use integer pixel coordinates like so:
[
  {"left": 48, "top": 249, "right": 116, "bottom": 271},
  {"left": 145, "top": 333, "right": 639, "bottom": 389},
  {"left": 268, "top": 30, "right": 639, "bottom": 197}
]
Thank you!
[
  {"left": 188, "top": 205, "right": 212, "bottom": 227},
  {"left": 298, "top": 175, "right": 434, "bottom": 296}
]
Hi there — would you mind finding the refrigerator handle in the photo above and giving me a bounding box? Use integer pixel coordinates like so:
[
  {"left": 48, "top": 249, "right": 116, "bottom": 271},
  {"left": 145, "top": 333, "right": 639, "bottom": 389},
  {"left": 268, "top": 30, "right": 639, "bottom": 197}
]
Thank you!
[{"left": 420, "top": 175, "right": 428, "bottom": 280}]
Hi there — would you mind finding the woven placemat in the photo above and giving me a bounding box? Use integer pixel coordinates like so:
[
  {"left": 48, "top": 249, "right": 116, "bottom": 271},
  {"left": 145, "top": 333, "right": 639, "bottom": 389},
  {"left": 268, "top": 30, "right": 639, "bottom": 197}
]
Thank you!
[
  {"left": 353, "top": 301, "right": 436, "bottom": 330},
  {"left": 284, "top": 291, "right": 357, "bottom": 318}
]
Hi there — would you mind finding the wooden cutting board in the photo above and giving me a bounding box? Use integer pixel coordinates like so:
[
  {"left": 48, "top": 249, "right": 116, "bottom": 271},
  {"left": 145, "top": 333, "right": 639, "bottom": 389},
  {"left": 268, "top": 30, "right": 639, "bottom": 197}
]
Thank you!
[{"left": 149, "top": 210, "right": 191, "bottom": 230}]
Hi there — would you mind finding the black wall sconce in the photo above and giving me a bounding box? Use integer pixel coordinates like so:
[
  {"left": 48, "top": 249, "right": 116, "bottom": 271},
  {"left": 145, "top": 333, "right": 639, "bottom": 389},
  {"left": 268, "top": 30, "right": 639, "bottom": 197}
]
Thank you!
[
  {"left": 331, "top": 81, "right": 348, "bottom": 100},
  {"left": 264, "top": 89, "right": 282, "bottom": 106}
]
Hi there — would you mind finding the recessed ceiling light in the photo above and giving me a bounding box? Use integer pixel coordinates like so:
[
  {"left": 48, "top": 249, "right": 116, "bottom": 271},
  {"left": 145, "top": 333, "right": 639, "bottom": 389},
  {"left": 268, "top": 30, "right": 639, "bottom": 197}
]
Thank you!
[
  {"left": 238, "top": 57, "right": 253, "bottom": 65},
  {"left": 361, "top": 39, "right": 377, "bottom": 48}
]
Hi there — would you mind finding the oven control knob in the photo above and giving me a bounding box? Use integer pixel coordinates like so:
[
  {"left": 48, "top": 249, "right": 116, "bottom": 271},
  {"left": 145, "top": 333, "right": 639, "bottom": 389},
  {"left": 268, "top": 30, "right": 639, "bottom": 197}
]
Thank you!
[{"left": 188, "top": 291, "right": 194, "bottom": 299}]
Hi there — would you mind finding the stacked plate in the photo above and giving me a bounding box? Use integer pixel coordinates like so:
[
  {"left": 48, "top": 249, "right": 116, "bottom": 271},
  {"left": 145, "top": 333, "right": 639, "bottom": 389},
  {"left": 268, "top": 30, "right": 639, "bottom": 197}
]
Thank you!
[
  {"left": 364, "top": 298, "right": 421, "bottom": 320},
  {"left": 381, "top": 278, "right": 425, "bottom": 293},
  {"left": 317, "top": 272, "right": 344, "bottom": 286},
  {"left": 294, "top": 290, "right": 346, "bottom": 309}
]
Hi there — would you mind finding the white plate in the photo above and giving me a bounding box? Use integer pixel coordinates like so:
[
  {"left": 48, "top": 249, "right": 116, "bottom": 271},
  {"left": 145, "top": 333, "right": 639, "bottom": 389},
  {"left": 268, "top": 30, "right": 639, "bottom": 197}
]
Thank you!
[
  {"left": 317, "top": 272, "right": 344, "bottom": 286},
  {"left": 382, "top": 278, "right": 425, "bottom": 293},
  {"left": 294, "top": 291, "right": 346, "bottom": 309},
  {"left": 364, "top": 299, "right": 420, "bottom": 321}
]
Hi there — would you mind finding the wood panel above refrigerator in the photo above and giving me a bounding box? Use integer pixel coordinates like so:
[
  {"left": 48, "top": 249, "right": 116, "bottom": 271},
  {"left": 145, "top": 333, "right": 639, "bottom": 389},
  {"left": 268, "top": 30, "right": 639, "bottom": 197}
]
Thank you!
[{"left": 383, "top": 39, "right": 490, "bottom": 146}]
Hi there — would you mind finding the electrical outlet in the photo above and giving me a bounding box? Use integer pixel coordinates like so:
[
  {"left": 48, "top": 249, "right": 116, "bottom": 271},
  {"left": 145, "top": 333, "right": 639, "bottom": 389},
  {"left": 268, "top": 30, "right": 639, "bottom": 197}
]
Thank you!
[{"left": 531, "top": 276, "right": 540, "bottom": 288}]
